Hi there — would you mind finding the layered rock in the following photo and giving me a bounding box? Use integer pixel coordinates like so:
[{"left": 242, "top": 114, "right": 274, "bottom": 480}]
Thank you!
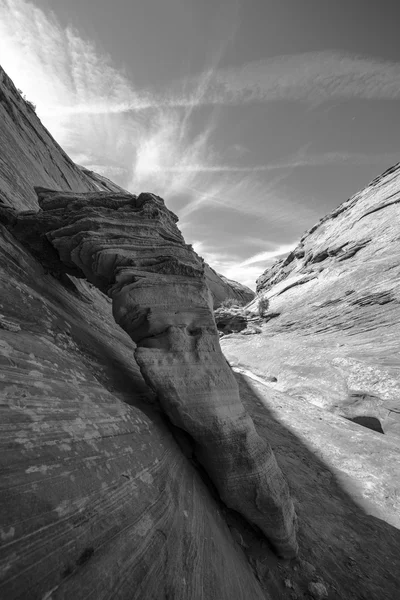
[
  {"left": 0, "top": 63, "right": 274, "bottom": 600},
  {"left": 219, "top": 163, "right": 400, "bottom": 599},
  {"left": 223, "top": 163, "right": 400, "bottom": 434},
  {"left": 0, "top": 64, "right": 251, "bottom": 308},
  {"left": 0, "top": 218, "right": 267, "bottom": 600},
  {"left": 4, "top": 187, "right": 297, "bottom": 559}
]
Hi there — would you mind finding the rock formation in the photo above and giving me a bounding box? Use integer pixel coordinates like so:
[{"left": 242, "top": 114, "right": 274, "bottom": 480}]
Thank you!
[
  {"left": 231, "top": 162, "right": 400, "bottom": 436},
  {"left": 0, "top": 63, "right": 270, "bottom": 600},
  {"left": 3, "top": 186, "right": 297, "bottom": 560},
  {"left": 222, "top": 163, "right": 400, "bottom": 537}
]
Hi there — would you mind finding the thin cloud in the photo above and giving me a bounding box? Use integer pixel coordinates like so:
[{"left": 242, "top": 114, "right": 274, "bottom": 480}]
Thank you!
[
  {"left": 0, "top": 0, "right": 224, "bottom": 198},
  {"left": 178, "top": 160, "right": 317, "bottom": 225},
  {"left": 2, "top": 0, "right": 399, "bottom": 291},
  {"left": 192, "top": 240, "right": 296, "bottom": 291},
  {"left": 170, "top": 51, "right": 400, "bottom": 107},
  {"left": 150, "top": 151, "right": 400, "bottom": 173},
  {"left": 237, "top": 244, "right": 297, "bottom": 267}
]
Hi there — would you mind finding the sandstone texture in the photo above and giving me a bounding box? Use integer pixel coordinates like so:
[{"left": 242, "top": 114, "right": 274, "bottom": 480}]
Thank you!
[
  {"left": 0, "top": 65, "right": 270, "bottom": 599},
  {"left": 214, "top": 305, "right": 249, "bottom": 334},
  {"left": 3, "top": 186, "right": 298, "bottom": 561},
  {"left": 236, "top": 163, "right": 400, "bottom": 437},
  {"left": 220, "top": 163, "right": 400, "bottom": 597},
  {"left": 0, "top": 66, "right": 250, "bottom": 309},
  {"left": 214, "top": 305, "right": 264, "bottom": 336}
]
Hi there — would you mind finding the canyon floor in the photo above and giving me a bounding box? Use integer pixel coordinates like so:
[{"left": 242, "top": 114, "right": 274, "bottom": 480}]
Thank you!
[{"left": 219, "top": 328, "right": 400, "bottom": 599}]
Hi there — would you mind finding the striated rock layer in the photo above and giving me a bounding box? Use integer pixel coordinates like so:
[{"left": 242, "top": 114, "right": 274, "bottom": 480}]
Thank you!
[
  {"left": 0, "top": 62, "right": 270, "bottom": 600},
  {"left": 0, "top": 220, "right": 267, "bottom": 600},
  {"left": 5, "top": 186, "right": 298, "bottom": 559},
  {"left": 243, "top": 162, "right": 400, "bottom": 436}
]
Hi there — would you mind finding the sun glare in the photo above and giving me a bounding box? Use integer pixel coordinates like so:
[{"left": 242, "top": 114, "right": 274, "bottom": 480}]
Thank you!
[{"left": 135, "top": 141, "right": 162, "bottom": 179}]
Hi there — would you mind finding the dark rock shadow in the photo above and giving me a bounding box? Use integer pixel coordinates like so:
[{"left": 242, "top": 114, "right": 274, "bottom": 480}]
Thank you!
[{"left": 345, "top": 415, "right": 384, "bottom": 434}]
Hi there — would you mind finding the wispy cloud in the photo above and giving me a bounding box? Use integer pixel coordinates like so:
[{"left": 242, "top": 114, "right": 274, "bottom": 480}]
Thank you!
[
  {"left": 0, "top": 0, "right": 218, "bottom": 196},
  {"left": 2, "top": 0, "right": 399, "bottom": 290},
  {"left": 1, "top": 1, "right": 398, "bottom": 195},
  {"left": 178, "top": 169, "right": 308, "bottom": 222},
  {"left": 147, "top": 151, "right": 400, "bottom": 174},
  {"left": 170, "top": 51, "right": 400, "bottom": 107},
  {"left": 237, "top": 244, "right": 297, "bottom": 267},
  {"left": 192, "top": 240, "right": 296, "bottom": 290}
]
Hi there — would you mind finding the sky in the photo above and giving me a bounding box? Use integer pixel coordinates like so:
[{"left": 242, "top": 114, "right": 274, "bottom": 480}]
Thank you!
[{"left": 1, "top": 0, "right": 400, "bottom": 289}]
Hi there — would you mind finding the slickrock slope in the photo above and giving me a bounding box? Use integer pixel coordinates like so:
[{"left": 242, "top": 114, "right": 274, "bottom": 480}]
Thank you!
[
  {"left": 220, "top": 164, "right": 400, "bottom": 599},
  {"left": 0, "top": 220, "right": 268, "bottom": 600},
  {"left": 233, "top": 163, "right": 400, "bottom": 436}
]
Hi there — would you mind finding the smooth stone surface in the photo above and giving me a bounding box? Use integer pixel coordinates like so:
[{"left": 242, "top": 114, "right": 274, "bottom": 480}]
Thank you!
[{"left": 242, "top": 163, "right": 400, "bottom": 436}]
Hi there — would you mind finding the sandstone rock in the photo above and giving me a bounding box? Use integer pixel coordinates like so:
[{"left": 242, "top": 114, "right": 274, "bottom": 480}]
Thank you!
[
  {"left": 214, "top": 306, "right": 249, "bottom": 334},
  {"left": 4, "top": 187, "right": 298, "bottom": 560},
  {"left": 220, "top": 162, "right": 400, "bottom": 598},
  {"left": 0, "top": 222, "right": 266, "bottom": 600},
  {"left": 232, "top": 371, "right": 400, "bottom": 600},
  {"left": 2, "top": 60, "right": 400, "bottom": 600},
  {"left": 308, "top": 581, "right": 328, "bottom": 599},
  {"left": 204, "top": 264, "right": 255, "bottom": 307},
  {"left": 0, "top": 65, "right": 270, "bottom": 600},
  {"left": 244, "top": 163, "right": 400, "bottom": 436}
]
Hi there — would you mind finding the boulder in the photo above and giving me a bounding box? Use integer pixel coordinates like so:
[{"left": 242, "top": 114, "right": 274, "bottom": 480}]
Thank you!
[{"left": 214, "top": 306, "right": 249, "bottom": 334}]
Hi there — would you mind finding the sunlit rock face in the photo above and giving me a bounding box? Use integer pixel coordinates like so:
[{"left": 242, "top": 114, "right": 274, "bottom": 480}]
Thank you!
[
  {"left": 218, "top": 162, "right": 400, "bottom": 600},
  {"left": 204, "top": 264, "right": 255, "bottom": 307},
  {"left": 226, "top": 164, "right": 400, "bottom": 436},
  {"left": 4, "top": 187, "right": 298, "bottom": 560}
]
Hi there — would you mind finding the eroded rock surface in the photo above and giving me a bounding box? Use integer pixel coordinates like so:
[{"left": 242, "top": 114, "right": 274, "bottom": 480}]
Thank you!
[
  {"left": 0, "top": 64, "right": 270, "bottom": 600},
  {"left": 219, "top": 162, "right": 400, "bottom": 599},
  {"left": 0, "top": 222, "right": 267, "bottom": 600},
  {"left": 4, "top": 187, "right": 297, "bottom": 559},
  {"left": 214, "top": 306, "right": 249, "bottom": 334},
  {"left": 239, "top": 164, "right": 400, "bottom": 436}
]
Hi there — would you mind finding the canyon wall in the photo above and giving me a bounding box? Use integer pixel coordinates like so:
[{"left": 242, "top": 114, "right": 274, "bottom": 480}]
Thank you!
[{"left": 0, "top": 64, "right": 268, "bottom": 599}]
